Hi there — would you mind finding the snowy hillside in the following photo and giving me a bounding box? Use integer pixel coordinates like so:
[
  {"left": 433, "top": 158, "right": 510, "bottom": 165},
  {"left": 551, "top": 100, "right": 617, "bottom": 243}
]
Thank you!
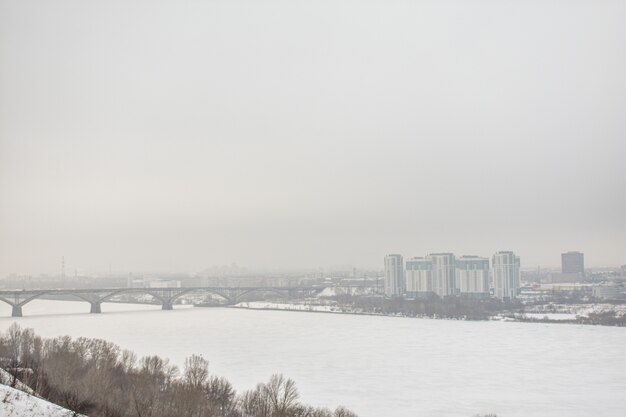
[
  {"left": 0, "top": 369, "right": 34, "bottom": 395},
  {"left": 0, "top": 383, "right": 84, "bottom": 417},
  {"left": 0, "top": 369, "right": 85, "bottom": 417}
]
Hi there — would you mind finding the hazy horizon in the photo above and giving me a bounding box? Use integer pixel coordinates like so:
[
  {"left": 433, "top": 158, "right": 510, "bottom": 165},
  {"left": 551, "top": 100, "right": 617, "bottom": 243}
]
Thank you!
[{"left": 1, "top": 0, "right": 625, "bottom": 276}]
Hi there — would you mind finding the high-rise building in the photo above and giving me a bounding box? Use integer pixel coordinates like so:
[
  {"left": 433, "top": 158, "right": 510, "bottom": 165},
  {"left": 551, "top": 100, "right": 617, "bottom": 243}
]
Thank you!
[
  {"left": 561, "top": 251, "right": 584, "bottom": 275},
  {"left": 429, "top": 253, "right": 456, "bottom": 297},
  {"left": 455, "top": 256, "right": 490, "bottom": 297},
  {"left": 384, "top": 254, "right": 405, "bottom": 297},
  {"left": 492, "top": 251, "right": 520, "bottom": 300},
  {"left": 405, "top": 257, "right": 434, "bottom": 297}
]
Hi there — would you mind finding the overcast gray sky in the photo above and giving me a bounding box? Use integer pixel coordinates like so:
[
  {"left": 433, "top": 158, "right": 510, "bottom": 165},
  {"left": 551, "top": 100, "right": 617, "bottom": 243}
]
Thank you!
[{"left": 1, "top": 0, "right": 625, "bottom": 276}]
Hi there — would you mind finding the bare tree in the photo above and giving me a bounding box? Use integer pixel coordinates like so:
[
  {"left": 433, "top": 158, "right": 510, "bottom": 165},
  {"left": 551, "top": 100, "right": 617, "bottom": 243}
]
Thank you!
[
  {"left": 263, "top": 374, "right": 300, "bottom": 417},
  {"left": 184, "top": 354, "right": 209, "bottom": 389},
  {"left": 206, "top": 375, "right": 237, "bottom": 417},
  {"left": 333, "top": 407, "right": 358, "bottom": 417},
  {"left": 240, "top": 383, "right": 271, "bottom": 417}
]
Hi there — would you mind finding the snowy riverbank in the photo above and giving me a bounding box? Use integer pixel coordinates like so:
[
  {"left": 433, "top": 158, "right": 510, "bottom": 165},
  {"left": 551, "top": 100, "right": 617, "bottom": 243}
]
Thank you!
[{"left": 230, "top": 301, "right": 626, "bottom": 325}]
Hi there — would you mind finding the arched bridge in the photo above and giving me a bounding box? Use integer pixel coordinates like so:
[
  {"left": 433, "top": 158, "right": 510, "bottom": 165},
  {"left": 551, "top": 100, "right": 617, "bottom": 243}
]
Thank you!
[{"left": 0, "top": 286, "right": 325, "bottom": 317}]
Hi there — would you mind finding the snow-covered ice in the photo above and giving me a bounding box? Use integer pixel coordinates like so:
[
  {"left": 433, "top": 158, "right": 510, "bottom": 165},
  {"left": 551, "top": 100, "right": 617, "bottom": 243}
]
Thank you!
[{"left": 1, "top": 299, "right": 625, "bottom": 417}]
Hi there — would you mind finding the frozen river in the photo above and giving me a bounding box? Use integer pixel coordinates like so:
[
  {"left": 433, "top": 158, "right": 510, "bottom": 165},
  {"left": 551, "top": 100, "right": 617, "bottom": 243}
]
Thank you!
[{"left": 1, "top": 300, "right": 625, "bottom": 417}]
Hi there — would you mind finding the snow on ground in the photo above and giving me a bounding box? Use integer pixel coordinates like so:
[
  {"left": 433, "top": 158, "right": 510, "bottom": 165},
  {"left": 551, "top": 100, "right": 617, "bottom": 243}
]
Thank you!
[
  {"left": 0, "top": 383, "right": 84, "bottom": 417},
  {"left": 522, "top": 303, "right": 626, "bottom": 318},
  {"left": 521, "top": 313, "right": 578, "bottom": 321},
  {"left": 317, "top": 286, "right": 377, "bottom": 297},
  {"left": 234, "top": 301, "right": 338, "bottom": 312}
]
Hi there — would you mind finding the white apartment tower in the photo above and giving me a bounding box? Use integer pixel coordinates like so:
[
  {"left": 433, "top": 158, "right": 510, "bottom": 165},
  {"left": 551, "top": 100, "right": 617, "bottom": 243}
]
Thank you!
[
  {"left": 384, "top": 254, "right": 405, "bottom": 297},
  {"left": 429, "top": 253, "right": 456, "bottom": 297},
  {"left": 492, "top": 251, "right": 520, "bottom": 300},
  {"left": 405, "top": 257, "right": 434, "bottom": 297},
  {"left": 455, "top": 256, "right": 490, "bottom": 297}
]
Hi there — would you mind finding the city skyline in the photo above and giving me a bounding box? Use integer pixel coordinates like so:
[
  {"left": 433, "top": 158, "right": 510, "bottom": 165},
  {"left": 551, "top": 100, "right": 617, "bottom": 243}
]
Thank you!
[
  {"left": 386, "top": 250, "right": 521, "bottom": 300},
  {"left": 0, "top": 248, "right": 615, "bottom": 278}
]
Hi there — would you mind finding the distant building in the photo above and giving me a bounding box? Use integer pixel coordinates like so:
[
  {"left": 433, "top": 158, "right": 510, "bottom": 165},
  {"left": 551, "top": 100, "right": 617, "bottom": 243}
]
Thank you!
[
  {"left": 455, "top": 256, "right": 490, "bottom": 297},
  {"left": 593, "top": 283, "right": 626, "bottom": 300},
  {"left": 492, "top": 251, "right": 520, "bottom": 300},
  {"left": 405, "top": 257, "right": 434, "bottom": 297},
  {"left": 562, "top": 251, "right": 584, "bottom": 275},
  {"left": 149, "top": 279, "right": 181, "bottom": 288},
  {"left": 537, "top": 283, "right": 590, "bottom": 293},
  {"left": 429, "top": 253, "right": 456, "bottom": 297},
  {"left": 127, "top": 277, "right": 146, "bottom": 288},
  {"left": 384, "top": 254, "right": 404, "bottom": 297},
  {"left": 542, "top": 273, "right": 584, "bottom": 284}
]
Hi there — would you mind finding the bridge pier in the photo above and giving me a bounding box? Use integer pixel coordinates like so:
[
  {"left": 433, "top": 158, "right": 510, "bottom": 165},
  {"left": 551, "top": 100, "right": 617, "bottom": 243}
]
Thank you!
[
  {"left": 11, "top": 305, "right": 22, "bottom": 317},
  {"left": 90, "top": 302, "right": 102, "bottom": 314},
  {"left": 162, "top": 301, "right": 173, "bottom": 310}
]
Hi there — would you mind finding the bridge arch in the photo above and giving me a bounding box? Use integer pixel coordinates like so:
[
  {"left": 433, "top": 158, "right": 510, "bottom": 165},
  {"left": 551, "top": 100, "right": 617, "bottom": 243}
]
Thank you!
[
  {"left": 0, "top": 297, "right": 22, "bottom": 317},
  {"left": 232, "top": 288, "right": 295, "bottom": 303},
  {"left": 0, "top": 289, "right": 168, "bottom": 317},
  {"left": 0, "top": 290, "right": 58, "bottom": 317},
  {"left": 0, "top": 285, "right": 328, "bottom": 317},
  {"left": 0, "top": 296, "right": 15, "bottom": 308},
  {"left": 168, "top": 288, "right": 232, "bottom": 304},
  {"left": 97, "top": 288, "right": 167, "bottom": 304}
]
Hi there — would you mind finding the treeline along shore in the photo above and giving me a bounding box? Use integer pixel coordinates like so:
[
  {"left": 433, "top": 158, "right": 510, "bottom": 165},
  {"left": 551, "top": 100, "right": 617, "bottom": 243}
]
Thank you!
[
  {"left": 230, "top": 293, "right": 626, "bottom": 326},
  {"left": 0, "top": 324, "right": 358, "bottom": 417}
]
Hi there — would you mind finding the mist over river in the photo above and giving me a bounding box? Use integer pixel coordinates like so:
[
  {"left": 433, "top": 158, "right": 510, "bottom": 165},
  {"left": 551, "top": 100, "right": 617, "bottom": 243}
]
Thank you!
[{"left": 1, "top": 300, "right": 625, "bottom": 417}]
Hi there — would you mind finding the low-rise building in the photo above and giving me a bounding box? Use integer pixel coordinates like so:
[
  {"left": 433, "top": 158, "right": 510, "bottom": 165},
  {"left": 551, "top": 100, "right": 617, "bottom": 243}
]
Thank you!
[
  {"left": 593, "top": 283, "right": 626, "bottom": 300},
  {"left": 148, "top": 279, "right": 181, "bottom": 288}
]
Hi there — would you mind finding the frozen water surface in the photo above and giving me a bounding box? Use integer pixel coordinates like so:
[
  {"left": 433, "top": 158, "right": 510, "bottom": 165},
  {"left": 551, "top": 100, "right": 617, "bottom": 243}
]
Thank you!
[{"left": 1, "top": 300, "right": 625, "bottom": 417}]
